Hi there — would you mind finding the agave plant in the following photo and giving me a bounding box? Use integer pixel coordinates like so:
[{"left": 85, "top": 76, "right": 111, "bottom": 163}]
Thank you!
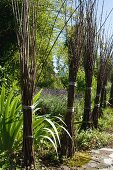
[{"left": 0, "top": 84, "right": 22, "bottom": 155}]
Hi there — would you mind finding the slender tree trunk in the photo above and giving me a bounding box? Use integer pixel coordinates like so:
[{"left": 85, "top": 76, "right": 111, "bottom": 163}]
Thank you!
[
  {"left": 100, "top": 78, "right": 107, "bottom": 108},
  {"left": 22, "top": 82, "right": 34, "bottom": 167},
  {"left": 60, "top": 31, "right": 81, "bottom": 157},
  {"left": 92, "top": 95, "right": 101, "bottom": 128},
  {"left": 23, "top": 107, "right": 34, "bottom": 167},
  {"left": 109, "top": 73, "right": 113, "bottom": 107},
  {"left": 92, "top": 60, "right": 105, "bottom": 128},
  {"left": 81, "top": 72, "right": 93, "bottom": 130},
  {"left": 100, "top": 88, "right": 105, "bottom": 108},
  {"left": 81, "top": 60, "right": 94, "bottom": 130},
  {"left": 63, "top": 66, "right": 76, "bottom": 157}
]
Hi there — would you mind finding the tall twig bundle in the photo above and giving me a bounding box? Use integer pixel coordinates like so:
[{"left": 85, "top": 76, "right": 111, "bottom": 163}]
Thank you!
[
  {"left": 109, "top": 69, "right": 113, "bottom": 107},
  {"left": 108, "top": 39, "right": 113, "bottom": 107},
  {"left": 100, "top": 44, "right": 113, "bottom": 108},
  {"left": 92, "top": 35, "right": 113, "bottom": 128},
  {"left": 81, "top": 0, "right": 97, "bottom": 130},
  {"left": 12, "top": 0, "right": 37, "bottom": 167},
  {"left": 61, "top": 0, "right": 84, "bottom": 157}
]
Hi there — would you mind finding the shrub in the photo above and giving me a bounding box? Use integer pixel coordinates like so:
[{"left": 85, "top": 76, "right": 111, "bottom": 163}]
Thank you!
[
  {"left": 37, "top": 94, "right": 67, "bottom": 117},
  {"left": 98, "top": 107, "right": 113, "bottom": 131},
  {"left": 76, "top": 130, "right": 112, "bottom": 150}
]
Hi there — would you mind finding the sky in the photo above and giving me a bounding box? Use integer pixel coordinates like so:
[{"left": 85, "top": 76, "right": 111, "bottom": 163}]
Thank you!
[
  {"left": 98, "top": 0, "right": 113, "bottom": 15},
  {"left": 97, "top": 0, "right": 113, "bottom": 36}
]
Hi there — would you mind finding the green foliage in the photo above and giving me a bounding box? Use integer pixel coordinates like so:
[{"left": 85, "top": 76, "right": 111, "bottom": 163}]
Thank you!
[
  {"left": 98, "top": 107, "right": 113, "bottom": 131},
  {"left": 0, "top": 66, "right": 7, "bottom": 87},
  {"left": 0, "top": 83, "right": 22, "bottom": 168},
  {"left": 0, "top": 0, "right": 17, "bottom": 66},
  {"left": 77, "top": 130, "right": 112, "bottom": 150},
  {"left": 35, "top": 0, "right": 68, "bottom": 88},
  {"left": 36, "top": 92, "right": 113, "bottom": 153},
  {"left": 0, "top": 0, "right": 66, "bottom": 89},
  {"left": 0, "top": 84, "right": 22, "bottom": 154},
  {"left": 74, "top": 98, "right": 84, "bottom": 129},
  {"left": 76, "top": 69, "right": 86, "bottom": 92},
  {"left": 76, "top": 69, "right": 97, "bottom": 93},
  {"left": 33, "top": 115, "right": 65, "bottom": 156},
  {"left": 0, "top": 65, "right": 18, "bottom": 88},
  {"left": 38, "top": 94, "right": 67, "bottom": 117},
  {"left": 33, "top": 92, "right": 70, "bottom": 156},
  {"left": 0, "top": 85, "right": 70, "bottom": 167},
  {"left": 37, "top": 72, "right": 57, "bottom": 89},
  {"left": 35, "top": 116, "right": 70, "bottom": 157}
]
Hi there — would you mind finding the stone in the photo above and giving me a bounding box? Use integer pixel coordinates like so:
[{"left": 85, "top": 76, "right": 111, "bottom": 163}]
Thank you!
[
  {"left": 109, "top": 153, "right": 113, "bottom": 159},
  {"left": 99, "top": 148, "right": 113, "bottom": 152},
  {"left": 98, "top": 162, "right": 110, "bottom": 169},
  {"left": 70, "top": 167, "right": 78, "bottom": 170},
  {"left": 103, "top": 158, "right": 113, "bottom": 165},
  {"left": 92, "top": 149, "right": 100, "bottom": 154},
  {"left": 84, "top": 161, "right": 98, "bottom": 168},
  {"left": 60, "top": 165, "right": 69, "bottom": 170}
]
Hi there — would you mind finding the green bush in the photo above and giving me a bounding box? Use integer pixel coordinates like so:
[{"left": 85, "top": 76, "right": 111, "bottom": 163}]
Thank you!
[
  {"left": 98, "top": 107, "right": 113, "bottom": 131},
  {"left": 77, "top": 130, "right": 112, "bottom": 150},
  {"left": 76, "top": 69, "right": 86, "bottom": 92},
  {"left": 38, "top": 94, "right": 67, "bottom": 117}
]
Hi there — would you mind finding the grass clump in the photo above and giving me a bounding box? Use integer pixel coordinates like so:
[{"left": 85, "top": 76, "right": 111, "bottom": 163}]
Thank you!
[{"left": 64, "top": 152, "right": 91, "bottom": 167}]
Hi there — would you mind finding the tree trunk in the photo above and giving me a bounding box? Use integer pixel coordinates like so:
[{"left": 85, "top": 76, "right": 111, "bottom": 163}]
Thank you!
[
  {"left": 81, "top": 57, "right": 93, "bottom": 130},
  {"left": 65, "top": 71, "right": 75, "bottom": 157},
  {"left": 100, "top": 85, "right": 107, "bottom": 108},
  {"left": 109, "top": 74, "right": 113, "bottom": 107},
  {"left": 92, "top": 95, "right": 101, "bottom": 128},
  {"left": 21, "top": 76, "right": 35, "bottom": 167},
  {"left": 23, "top": 107, "right": 34, "bottom": 167},
  {"left": 92, "top": 60, "right": 104, "bottom": 128},
  {"left": 60, "top": 63, "right": 76, "bottom": 157},
  {"left": 100, "top": 68, "right": 108, "bottom": 109},
  {"left": 81, "top": 73, "right": 92, "bottom": 130}
]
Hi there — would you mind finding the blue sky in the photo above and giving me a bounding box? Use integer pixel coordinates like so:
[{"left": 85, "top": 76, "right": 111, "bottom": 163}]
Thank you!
[
  {"left": 97, "top": 0, "right": 113, "bottom": 36},
  {"left": 99, "top": 0, "right": 113, "bottom": 13}
]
